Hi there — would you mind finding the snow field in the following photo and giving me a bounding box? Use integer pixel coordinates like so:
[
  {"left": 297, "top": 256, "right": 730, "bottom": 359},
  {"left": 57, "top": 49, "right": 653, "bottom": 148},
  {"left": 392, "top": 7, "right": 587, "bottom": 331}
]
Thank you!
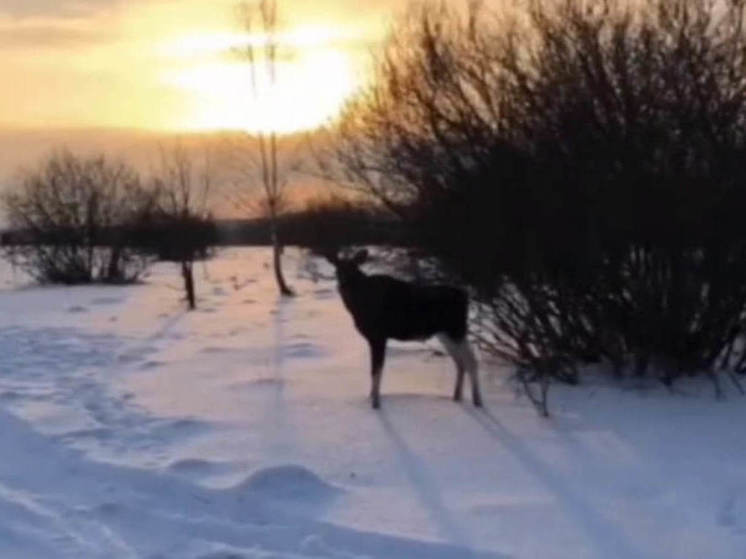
[{"left": 0, "top": 248, "right": 744, "bottom": 558}]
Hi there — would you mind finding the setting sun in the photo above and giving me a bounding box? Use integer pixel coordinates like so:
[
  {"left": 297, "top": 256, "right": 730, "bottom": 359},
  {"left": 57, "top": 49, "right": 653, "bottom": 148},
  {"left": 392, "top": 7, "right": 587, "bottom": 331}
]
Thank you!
[
  {"left": 0, "top": 0, "right": 383, "bottom": 134},
  {"left": 2, "top": 2, "right": 746, "bottom": 558},
  {"left": 162, "top": 28, "right": 360, "bottom": 133}
]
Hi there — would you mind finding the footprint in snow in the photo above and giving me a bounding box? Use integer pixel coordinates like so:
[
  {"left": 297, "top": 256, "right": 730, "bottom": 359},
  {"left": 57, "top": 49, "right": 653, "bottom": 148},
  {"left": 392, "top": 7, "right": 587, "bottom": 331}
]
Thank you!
[
  {"left": 283, "top": 342, "right": 326, "bottom": 359},
  {"left": 91, "top": 297, "right": 123, "bottom": 306},
  {"left": 139, "top": 360, "right": 163, "bottom": 371},
  {"left": 167, "top": 458, "right": 239, "bottom": 480},
  {"left": 718, "top": 494, "right": 746, "bottom": 534},
  {"left": 313, "top": 288, "right": 336, "bottom": 299},
  {"left": 67, "top": 305, "right": 88, "bottom": 313},
  {"left": 116, "top": 346, "right": 158, "bottom": 364}
]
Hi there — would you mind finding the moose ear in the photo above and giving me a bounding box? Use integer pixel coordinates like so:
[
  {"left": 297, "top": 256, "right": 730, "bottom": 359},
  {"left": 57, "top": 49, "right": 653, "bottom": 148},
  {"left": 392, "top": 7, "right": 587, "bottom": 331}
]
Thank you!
[{"left": 352, "top": 249, "right": 369, "bottom": 265}]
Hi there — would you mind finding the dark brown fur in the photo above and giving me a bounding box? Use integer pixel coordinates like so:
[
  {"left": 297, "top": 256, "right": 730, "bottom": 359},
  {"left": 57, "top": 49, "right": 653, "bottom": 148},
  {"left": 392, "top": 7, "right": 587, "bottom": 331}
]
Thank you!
[{"left": 325, "top": 249, "right": 482, "bottom": 408}]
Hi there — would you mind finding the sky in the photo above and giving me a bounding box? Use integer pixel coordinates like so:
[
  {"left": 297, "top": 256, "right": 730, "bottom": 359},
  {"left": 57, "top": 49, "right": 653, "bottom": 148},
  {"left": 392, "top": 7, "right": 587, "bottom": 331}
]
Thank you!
[{"left": 0, "top": 0, "right": 402, "bottom": 134}]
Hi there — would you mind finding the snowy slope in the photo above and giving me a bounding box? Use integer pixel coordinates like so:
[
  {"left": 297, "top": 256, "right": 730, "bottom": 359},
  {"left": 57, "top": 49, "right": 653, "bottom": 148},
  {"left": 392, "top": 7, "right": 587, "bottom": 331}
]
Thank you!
[{"left": 0, "top": 248, "right": 745, "bottom": 558}]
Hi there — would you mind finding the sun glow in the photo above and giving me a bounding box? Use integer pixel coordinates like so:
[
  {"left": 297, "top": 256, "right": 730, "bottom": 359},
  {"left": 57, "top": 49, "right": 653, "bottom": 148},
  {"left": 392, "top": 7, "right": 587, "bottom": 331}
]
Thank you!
[
  {"left": 160, "top": 24, "right": 363, "bottom": 56},
  {"left": 160, "top": 25, "right": 363, "bottom": 134},
  {"left": 0, "top": 0, "right": 385, "bottom": 134}
]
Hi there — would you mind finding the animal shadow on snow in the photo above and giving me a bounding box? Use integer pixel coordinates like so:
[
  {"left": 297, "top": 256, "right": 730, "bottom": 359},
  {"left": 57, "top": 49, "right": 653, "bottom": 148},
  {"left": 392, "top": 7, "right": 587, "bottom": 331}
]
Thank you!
[{"left": 378, "top": 405, "right": 499, "bottom": 558}]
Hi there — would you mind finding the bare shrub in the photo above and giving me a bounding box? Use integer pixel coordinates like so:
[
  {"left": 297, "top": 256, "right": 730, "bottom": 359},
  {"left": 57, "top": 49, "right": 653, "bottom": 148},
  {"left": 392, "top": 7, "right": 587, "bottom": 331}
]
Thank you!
[
  {"left": 330, "top": 0, "right": 746, "bottom": 413},
  {"left": 288, "top": 194, "right": 399, "bottom": 249},
  {"left": 2, "top": 151, "right": 157, "bottom": 284}
]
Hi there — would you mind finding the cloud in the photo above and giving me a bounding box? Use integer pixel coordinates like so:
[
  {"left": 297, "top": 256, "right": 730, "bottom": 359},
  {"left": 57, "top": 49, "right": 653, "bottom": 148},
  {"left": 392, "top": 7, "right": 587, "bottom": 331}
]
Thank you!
[
  {"left": 0, "top": 23, "right": 111, "bottom": 49},
  {"left": 0, "top": 0, "right": 389, "bottom": 133},
  {"left": 0, "top": 0, "right": 118, "bottom": 18}
]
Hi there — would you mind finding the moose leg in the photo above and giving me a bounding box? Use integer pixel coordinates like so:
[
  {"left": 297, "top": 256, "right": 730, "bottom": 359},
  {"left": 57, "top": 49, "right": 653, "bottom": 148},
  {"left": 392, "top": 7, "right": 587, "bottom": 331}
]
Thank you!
[
  {"left": 447, "top": 337, "right": 482, "bottom": 407},
  {"left": 454, "top": 365, "right": 465, "bottom": 402},
  {"left": 462, "top": 341, "right": 483, "bottom": 407},
  {"left": 368, "top": 337, "right": 387, "bottom": 409},
  {"left": 438, "top": 334, "right": 465, "bottom": 401}
]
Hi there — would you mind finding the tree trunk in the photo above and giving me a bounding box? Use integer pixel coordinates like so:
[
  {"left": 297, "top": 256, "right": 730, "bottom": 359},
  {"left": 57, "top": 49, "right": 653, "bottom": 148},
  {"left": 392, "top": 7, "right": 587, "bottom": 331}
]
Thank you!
[
  {"left": 182, "top": 260, "right": 196, "bottom": 310},
  {"left": 107, "top": 246, "right": 121, "bottom": 282},
  {"left": 270, "top": 219, "right": 294, "bottom": 297}
]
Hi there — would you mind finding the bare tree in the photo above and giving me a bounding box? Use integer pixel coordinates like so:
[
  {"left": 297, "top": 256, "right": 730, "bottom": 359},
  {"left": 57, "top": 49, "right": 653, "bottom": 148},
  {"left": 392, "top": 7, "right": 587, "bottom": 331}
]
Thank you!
[
  {"left": 149, "top": 143, "right": 217, "bottom": 310},
  {"left": 2, "top": 151, "right": 157, "bottom": 284},
  {"left": 234, "top": 0, "right": 295, "bottom": 296}
]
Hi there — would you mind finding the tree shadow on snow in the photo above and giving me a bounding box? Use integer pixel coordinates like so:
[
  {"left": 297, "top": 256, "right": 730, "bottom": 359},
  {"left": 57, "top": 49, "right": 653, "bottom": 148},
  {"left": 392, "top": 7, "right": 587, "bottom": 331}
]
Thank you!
[
  {"left": 378, "top": 406, "right": 510, "bottom": 559},
  {"left": 463, "top": 407, "right": 653, "bottom": 559}
]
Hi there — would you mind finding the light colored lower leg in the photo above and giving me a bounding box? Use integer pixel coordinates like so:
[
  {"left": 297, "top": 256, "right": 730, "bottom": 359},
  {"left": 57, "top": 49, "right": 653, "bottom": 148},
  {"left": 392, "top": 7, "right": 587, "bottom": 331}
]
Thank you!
[
  {"left": 438, "top": 334, "right": 466, "bottom": 401},
  {"left": 457, "top": 340, "right": 482, "bottom": 407},
  {"left": 468, "top": 367, "right": 483, "bottom": 406}
]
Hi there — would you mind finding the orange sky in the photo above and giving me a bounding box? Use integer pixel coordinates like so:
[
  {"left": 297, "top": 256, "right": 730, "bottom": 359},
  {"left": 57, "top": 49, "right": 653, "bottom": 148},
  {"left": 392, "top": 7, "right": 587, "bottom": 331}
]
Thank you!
[{"left": 0, "top": 0, "right": 403, "bottom": 133}]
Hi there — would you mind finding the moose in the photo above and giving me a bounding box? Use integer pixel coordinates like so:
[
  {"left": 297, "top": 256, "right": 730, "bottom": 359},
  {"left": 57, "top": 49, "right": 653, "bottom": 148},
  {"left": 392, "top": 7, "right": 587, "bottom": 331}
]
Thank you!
[{"left": 322, "top": 248, "right": 482, "bottom": 409}]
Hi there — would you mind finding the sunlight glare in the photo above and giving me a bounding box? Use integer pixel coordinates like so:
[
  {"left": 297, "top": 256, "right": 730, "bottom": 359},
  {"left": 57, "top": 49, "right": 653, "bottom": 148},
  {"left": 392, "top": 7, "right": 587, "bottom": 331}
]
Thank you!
[
  {"left": 161, "top": 25, "right": 362, "bottom": 133},
  {"left": 165, "top": 47, "right": 357, "bottom": 133},
  {"left": 159, "top": 24, "right": 361, "bottom": 57}
]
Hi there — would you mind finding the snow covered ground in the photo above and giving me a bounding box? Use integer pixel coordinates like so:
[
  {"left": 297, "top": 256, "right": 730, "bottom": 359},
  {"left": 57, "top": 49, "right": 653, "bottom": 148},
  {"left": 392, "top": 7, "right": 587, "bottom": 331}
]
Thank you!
[{"left": 0, "top": 247, "right": 745, "bottom": 559}]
